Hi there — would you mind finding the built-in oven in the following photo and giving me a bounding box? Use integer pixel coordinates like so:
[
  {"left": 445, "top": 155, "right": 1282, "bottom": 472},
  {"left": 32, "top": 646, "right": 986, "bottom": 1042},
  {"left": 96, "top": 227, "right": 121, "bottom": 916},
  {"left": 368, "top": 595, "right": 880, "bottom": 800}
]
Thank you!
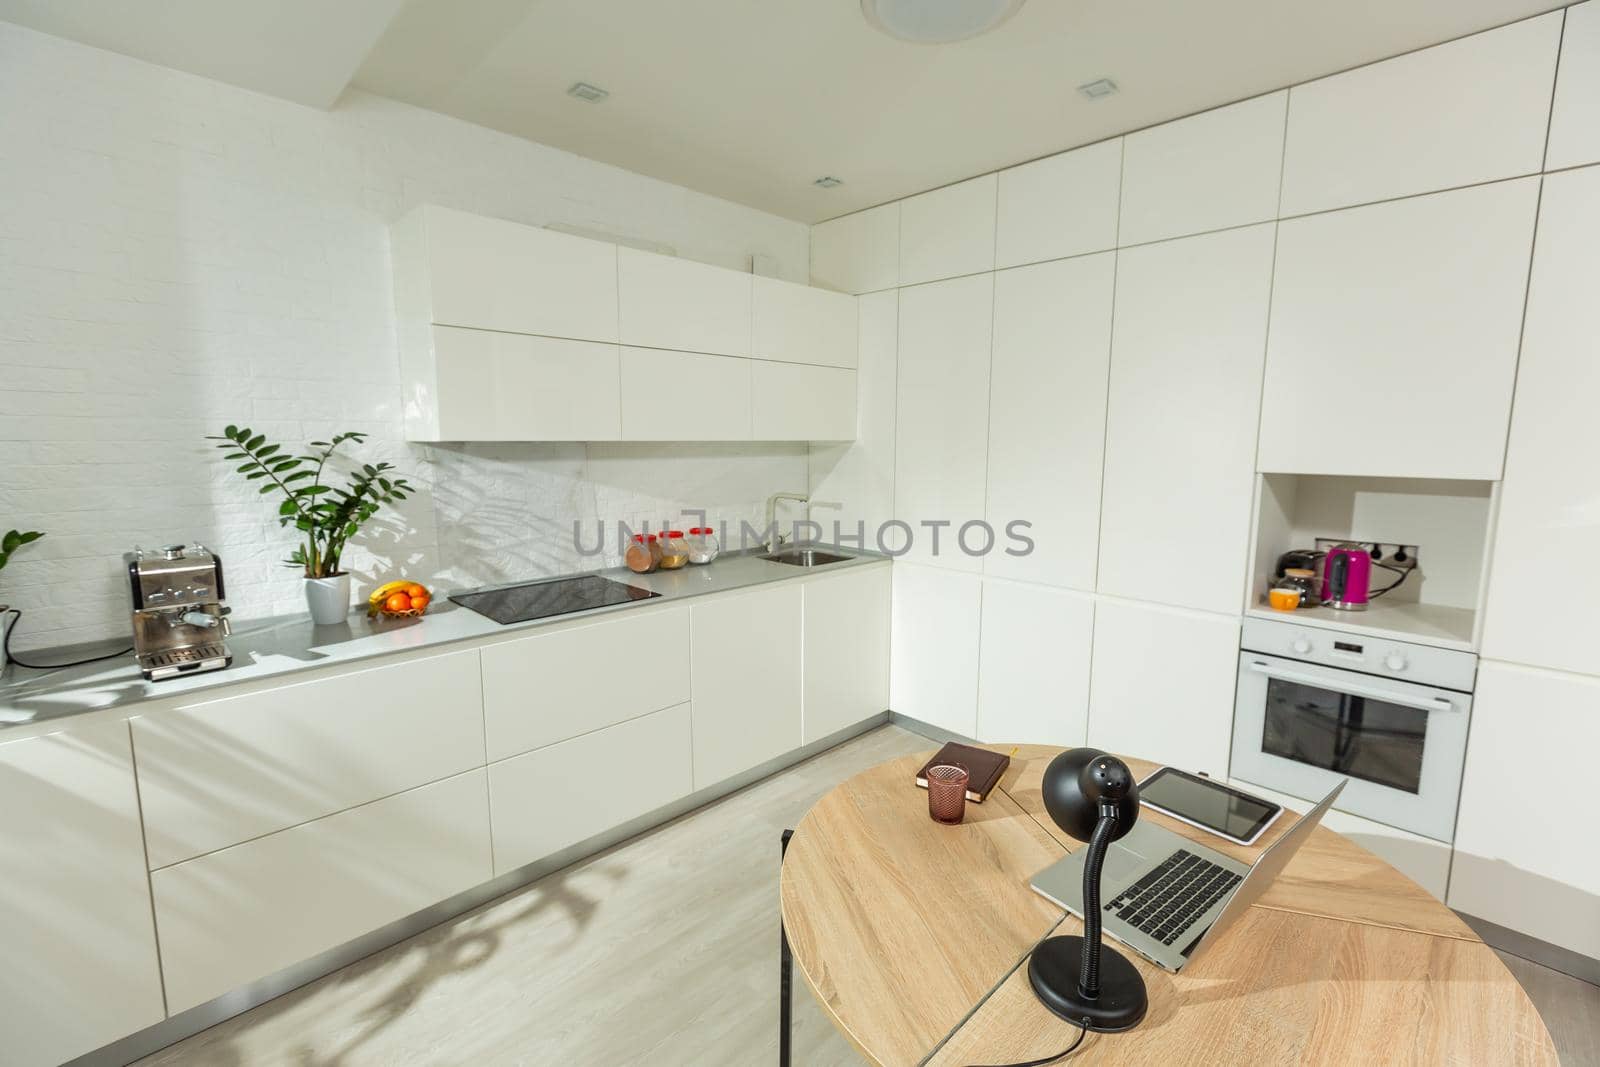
[{"left": 1229, "top": 618, "right": 1477, "bottom": 842}]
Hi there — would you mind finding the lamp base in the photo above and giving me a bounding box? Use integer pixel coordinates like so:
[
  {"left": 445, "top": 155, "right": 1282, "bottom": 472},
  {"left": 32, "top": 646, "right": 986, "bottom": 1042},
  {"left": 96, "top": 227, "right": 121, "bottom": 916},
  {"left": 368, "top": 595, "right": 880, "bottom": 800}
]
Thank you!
[{"left": 1027, "top": 935, "right": 1148, "bottom": 1033}]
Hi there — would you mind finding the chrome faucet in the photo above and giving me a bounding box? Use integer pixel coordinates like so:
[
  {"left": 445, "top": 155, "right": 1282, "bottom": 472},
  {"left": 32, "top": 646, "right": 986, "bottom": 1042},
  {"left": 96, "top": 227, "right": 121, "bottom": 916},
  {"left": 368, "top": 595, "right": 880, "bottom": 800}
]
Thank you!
[{"left": 764, "top": 491, "right": 841, "bottom": 553}]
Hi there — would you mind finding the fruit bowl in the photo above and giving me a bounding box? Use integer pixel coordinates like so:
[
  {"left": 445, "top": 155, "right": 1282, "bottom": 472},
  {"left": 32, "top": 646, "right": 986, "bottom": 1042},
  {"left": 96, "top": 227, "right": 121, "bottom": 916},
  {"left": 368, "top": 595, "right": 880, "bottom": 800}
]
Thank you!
[{"left": 367, "top": 581, "right": 433, "bottom": 619}]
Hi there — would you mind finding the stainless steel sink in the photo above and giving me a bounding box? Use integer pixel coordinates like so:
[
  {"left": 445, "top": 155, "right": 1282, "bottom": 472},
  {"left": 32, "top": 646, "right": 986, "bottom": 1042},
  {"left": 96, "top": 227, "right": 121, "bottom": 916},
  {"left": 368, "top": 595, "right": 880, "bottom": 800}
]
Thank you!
[{"left": 760, "top": 548, "right": 852, "bottom": 568}]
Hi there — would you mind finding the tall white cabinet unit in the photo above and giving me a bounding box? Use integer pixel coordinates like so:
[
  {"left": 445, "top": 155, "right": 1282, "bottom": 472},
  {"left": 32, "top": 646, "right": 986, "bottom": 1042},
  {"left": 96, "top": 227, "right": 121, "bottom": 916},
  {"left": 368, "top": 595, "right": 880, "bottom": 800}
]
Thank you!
[
  {"left": 1547, "top": 0, "right": 1600, "bottom": 170},
  {"left": 0, "top": 722, "right": 165, "bottom": 1067},
  {"left": 1097, "top": 224, "right": 1276, "bottom": 612}
]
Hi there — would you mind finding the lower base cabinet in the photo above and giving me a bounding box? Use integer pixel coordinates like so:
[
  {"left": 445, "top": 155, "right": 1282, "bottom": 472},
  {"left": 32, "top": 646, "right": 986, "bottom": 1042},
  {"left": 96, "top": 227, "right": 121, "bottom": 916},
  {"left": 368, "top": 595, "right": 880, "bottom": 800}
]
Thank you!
[
  {"left": 0, "top": 721, "right": 165, "bottom": 1067},
  {"left": 488, "top": 702, "right": 693, "bottom": 874},
  {"left": 1449, "top": 662, "right": 1600, "bottom": 960},
  {"left": 1087, "top": 599, "right": 1241, "bottom": 778},
  {"left": 803, "top": 566, "right": 891, "bottom": 742},
  {"left": 690, "top": 584, "right": 803, "bottom": 788},
  {"left": 152, "top": 769, "right": 492, "bottom": 1014}
]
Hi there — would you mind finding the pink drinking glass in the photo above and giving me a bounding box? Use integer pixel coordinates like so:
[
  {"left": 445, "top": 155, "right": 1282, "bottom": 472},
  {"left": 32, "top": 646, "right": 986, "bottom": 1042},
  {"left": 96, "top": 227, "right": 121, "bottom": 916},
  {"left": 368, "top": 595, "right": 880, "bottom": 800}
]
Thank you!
[{"left": 927, "top": 764, "right": 970, "bottom": 824}]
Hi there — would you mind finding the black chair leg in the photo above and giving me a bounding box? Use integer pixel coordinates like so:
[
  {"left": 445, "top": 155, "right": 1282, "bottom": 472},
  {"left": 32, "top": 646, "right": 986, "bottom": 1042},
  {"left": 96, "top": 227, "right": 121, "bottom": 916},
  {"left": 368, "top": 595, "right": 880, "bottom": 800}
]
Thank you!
[{"left": 780, "top": 828, "right": 794, "bottom": 1067}]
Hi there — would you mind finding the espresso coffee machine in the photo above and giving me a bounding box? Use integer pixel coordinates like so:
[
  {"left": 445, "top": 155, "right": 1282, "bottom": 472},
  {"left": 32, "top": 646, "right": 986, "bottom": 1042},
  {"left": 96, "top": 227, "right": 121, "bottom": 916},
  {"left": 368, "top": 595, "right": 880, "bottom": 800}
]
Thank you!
[{"left": 126, "top": 544, "right": 233, "bottom": 680}]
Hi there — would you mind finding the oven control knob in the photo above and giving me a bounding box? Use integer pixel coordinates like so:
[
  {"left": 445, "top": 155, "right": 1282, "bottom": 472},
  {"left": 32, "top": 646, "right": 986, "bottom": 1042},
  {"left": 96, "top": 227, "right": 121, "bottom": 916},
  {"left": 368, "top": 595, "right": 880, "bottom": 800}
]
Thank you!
[
  {"left": 1384, "top": 653, "right": 1408, "bottom": 672},
  {"left": 1291, "top": 637, "right": 1312, "bottom": 655}
]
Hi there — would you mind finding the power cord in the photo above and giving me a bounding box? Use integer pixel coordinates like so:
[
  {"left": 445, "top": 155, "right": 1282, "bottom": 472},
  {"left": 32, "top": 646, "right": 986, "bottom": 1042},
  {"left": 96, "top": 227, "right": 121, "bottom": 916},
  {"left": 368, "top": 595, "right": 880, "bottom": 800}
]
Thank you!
[
  {"left": 2, "top": 608, "right": 132, "bottom": 670},
  {"left": 963, "top": 1018, "right": 1089, "bottom": 1066}
]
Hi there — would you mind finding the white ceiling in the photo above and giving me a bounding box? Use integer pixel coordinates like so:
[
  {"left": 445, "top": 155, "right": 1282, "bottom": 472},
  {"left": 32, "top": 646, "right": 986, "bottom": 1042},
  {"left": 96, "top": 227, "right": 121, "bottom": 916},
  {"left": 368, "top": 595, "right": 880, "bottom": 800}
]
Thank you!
[{"left": 1, "top": 0, "right": 1567, "bottom": 221}]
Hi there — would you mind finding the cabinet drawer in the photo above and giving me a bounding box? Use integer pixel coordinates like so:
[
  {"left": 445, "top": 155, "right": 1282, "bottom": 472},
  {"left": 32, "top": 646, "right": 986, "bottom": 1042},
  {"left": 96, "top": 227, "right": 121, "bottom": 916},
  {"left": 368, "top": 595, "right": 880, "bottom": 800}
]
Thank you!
[
  {"left": 481, "top": 607, "right": 690, "bottom": 762},
  {"left": 133, "top": 649, "right": 485, "bottom": 869},
  {"left": 152, "top": 769, "right": 492, "bottom": 1014},
  {"left": 618, "top": 246, "right": 751, "bottom": 357},
  {"left": 752, "top": 361, "right": 856, "bottom": 441},
  {"left": 752, "top": 276, "right": 857, "bottom": 368},
  {"left": 432, "top": 326, "right": 621, "bottom": 441},
  {"left": 488, "top": 702, "right": 692, "bottom": 874},
  {"left": 418, "top": 205, "right": 619, "bottom": 343},
  {"left": 619, "top": 348, "right": 752, "bottom": 440}
]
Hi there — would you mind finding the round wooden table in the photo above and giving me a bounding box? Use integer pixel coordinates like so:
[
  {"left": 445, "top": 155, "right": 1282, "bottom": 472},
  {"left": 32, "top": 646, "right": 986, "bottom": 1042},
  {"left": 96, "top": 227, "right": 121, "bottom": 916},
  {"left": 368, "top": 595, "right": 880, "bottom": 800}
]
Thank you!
[{"left": 779, "top": 745, "right": 1556, "bottom": 1066}]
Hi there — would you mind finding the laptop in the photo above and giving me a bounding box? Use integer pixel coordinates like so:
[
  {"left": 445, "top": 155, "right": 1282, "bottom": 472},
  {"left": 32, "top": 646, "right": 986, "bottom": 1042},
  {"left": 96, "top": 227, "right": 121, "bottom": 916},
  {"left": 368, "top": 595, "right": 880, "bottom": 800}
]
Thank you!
[{"left": 1030, "top": 780, "right": 1345, "bottom": 972}]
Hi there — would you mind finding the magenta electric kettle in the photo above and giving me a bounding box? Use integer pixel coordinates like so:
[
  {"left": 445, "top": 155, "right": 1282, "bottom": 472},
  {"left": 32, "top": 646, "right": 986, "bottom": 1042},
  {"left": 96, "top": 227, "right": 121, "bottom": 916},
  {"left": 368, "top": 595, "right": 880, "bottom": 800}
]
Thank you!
[{"left": 1321, "top": 546, "right": 1372, "bottom": 611}]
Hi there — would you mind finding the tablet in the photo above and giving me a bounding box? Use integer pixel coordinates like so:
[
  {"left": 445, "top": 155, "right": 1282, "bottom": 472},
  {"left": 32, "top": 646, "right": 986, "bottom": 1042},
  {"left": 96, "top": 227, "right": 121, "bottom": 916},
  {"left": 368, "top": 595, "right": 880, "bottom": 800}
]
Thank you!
[{"left": 1138, "top": 767, "right": 1284, "bottom": 846}]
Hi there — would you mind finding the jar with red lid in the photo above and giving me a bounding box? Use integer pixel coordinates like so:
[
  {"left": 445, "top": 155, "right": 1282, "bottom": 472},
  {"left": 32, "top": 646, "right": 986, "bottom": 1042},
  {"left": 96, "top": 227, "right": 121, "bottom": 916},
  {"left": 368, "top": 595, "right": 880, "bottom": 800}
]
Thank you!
[
  {"left": 659, "top": 530, "right": 691, "bottom": 570},
  {"left": 686, "top": 526, "right": 719, "bottom": 565},
  {"left": 625, "top": 534, "right": 658, "bottom": 573}
]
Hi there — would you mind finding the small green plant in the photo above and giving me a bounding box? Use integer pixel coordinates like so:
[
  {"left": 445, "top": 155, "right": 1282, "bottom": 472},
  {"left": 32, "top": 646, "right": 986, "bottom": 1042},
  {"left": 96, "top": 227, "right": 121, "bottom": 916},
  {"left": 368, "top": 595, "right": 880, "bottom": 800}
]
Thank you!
[
  {"left": 0, "top": 529, "right": 43, "bottom": 572},
  {"left": 208, "top": 427, "right": 413, "bottom": 579}
]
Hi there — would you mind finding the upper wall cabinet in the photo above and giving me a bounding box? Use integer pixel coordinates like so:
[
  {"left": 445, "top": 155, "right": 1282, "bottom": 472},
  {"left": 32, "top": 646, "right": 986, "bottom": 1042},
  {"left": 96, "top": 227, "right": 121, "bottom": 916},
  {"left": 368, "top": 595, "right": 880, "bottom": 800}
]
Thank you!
[
  {"left": 1481, "top": 167, "right": 1600, "bottom": 677},
  {"left": 1548, "top": 1, "right": 1600, "bottom": 170},
  {"left": 811, "top": 202, "right": 899, "bottom": 294},
  {"left": 1258, "top": 178, "right": 1539, "bottom": 481},
  {"left": 393, "top": 205, "right": 620, "bottom": 343},
  {"left": 1280, "top": 15, "right": 1560, "bottom": 217},
  {"left": 899, "top": 174, "right": 997, "bottom": 286},
  {"left": 752, "top": 361, "right": 856, "bottom": 442},
  {"left": 752, "top": 275, "right": 857, "bottom": 368},
  {"left": 425, "top": 326, "right": 622, "bottom": 442},
  {"left": 1098, "top": 224, "right": 1276, "bottom": 613},
  {"left": 617, "top": 245, "right": 752, "bottom": 358},
  {"left": 1118, "top": 93, "right": 1286, "bottom": 246},
  {"left": 995, "top": 139, "right": 1122, "bottom": 269}
]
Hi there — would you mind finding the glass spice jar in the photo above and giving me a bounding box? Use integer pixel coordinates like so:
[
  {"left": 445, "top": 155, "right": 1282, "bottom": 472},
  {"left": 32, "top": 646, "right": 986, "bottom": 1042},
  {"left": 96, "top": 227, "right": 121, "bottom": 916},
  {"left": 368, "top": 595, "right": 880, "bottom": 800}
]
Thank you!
[
  {"left": 686, "top": 526, "right": 719, "bottom": 565},
  {"left": 659, "top": 530, "right": 691, "bottom": 570},
  {"left": 625, "top": 534, "right": 657, "bottom": 574}
]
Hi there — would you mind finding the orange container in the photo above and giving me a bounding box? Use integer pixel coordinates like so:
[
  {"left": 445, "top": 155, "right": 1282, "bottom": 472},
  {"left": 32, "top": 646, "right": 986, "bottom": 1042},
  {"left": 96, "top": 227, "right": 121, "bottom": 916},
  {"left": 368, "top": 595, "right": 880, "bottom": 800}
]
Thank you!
[{"left": 1268, "top": 587, "right": 1302, "bottom": 612}]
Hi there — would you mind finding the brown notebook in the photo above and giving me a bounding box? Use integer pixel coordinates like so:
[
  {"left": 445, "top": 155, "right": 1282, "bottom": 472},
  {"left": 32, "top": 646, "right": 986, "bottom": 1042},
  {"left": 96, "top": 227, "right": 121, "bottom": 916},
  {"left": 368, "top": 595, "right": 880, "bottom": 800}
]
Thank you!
[{"left": 914, "top": 742, "right": 1011, "bottom": 803}]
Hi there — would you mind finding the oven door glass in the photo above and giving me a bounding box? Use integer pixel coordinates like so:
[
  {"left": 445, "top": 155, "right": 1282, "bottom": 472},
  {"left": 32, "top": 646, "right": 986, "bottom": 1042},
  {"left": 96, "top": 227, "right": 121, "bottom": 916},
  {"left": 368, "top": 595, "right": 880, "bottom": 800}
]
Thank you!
[{"left": 1260, "top": 677, "right": 1427, "bottom": 794}]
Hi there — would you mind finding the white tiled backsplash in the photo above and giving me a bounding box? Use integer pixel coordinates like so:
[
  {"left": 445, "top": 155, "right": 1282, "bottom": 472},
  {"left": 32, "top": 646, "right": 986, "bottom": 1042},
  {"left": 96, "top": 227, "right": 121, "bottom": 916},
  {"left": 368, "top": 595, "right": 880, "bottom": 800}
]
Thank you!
[{"left": 0, "top": 22, "right": 810, "bottom": 651}]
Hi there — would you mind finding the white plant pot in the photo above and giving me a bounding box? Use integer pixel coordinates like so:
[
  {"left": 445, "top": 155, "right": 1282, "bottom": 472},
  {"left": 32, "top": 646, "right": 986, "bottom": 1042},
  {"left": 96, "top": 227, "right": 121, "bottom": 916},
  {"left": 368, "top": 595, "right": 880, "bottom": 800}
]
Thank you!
[{"left": 304, "top": 574, "right": 351, "bottom": 626}]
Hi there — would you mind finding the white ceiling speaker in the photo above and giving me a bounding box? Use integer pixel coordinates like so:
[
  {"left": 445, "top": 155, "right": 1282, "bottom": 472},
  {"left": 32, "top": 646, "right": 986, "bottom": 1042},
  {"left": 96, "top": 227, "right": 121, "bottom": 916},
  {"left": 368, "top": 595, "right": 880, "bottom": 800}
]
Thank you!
[{"left": 861, "top": 0, "right": 1026, "bottom": 44}]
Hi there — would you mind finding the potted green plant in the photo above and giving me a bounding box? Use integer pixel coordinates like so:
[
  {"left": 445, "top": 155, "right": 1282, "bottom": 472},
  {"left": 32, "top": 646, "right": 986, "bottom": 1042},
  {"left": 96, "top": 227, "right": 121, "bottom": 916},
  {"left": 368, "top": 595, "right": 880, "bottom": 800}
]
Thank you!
[
  {"left": 208, "top": 427, "right": 413, "bottom": 625},
  {"left": 0, "top": 528, "right": 44, "bottom": 669}
]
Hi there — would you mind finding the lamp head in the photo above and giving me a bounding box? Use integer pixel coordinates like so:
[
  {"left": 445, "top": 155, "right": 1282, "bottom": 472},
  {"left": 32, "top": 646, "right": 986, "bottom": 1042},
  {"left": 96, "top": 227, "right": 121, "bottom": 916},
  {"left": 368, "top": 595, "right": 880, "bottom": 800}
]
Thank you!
[{"left": 1040, "top": 749, "right": 1140, "bottom": 844}]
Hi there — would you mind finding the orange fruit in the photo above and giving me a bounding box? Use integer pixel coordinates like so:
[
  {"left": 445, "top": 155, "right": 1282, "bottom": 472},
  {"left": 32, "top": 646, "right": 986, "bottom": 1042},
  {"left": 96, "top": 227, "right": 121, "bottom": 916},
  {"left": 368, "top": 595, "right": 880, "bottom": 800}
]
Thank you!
[
  {"left": 409, "top": 593, "right": 430, "bottom": 612},
  {"left": 404, "top": 583, "right": 427, "bottom": 599},
  {"left": 384, "top": 592, "right": 413, "bottom": 613}
]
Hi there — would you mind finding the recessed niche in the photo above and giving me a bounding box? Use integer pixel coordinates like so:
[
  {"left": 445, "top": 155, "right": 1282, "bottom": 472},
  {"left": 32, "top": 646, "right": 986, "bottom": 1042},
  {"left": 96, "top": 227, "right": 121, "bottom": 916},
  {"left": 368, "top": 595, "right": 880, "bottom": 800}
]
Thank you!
[{"left": 1248, "top": 474, "right": 1496, "bottom": 650}]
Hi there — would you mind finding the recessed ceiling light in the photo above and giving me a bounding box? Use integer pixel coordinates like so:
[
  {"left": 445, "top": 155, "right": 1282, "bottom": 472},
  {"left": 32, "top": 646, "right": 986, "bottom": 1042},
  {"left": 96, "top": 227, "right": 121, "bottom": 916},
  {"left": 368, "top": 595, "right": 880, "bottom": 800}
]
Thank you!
[
  {"left": 813, "top": 176, "right": 844, "bottom": 188},
  {"left": 567, "top": 81, "right": 609, "bottom": 103},
  {"left": 1077, "top": 78, "right": 1119, "bottom": 101},
  {"left": 861, "top": 0, "right": 1025, "bottom": 44}
]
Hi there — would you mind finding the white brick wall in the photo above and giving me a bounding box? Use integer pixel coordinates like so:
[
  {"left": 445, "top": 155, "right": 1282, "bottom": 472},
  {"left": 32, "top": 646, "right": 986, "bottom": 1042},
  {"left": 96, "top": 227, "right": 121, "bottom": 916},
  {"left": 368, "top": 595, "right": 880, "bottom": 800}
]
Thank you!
[{"left": 0, "top": 22, "right": 810, "bottom": 651}]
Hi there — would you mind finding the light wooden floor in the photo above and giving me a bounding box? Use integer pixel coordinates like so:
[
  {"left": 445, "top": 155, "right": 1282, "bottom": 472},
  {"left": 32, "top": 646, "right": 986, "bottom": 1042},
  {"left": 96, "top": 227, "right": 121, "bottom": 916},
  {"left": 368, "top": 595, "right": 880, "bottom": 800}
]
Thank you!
[{"left": 137, "top": 724, "right": 1599, "bottom": 1066}]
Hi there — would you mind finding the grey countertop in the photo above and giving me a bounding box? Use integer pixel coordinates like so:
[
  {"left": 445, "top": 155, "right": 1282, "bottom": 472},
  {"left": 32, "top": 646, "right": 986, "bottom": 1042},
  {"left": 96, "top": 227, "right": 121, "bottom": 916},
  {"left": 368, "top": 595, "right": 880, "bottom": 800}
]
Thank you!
[{"left": 0, "top": 548, "right": 888, "bottom": 730}]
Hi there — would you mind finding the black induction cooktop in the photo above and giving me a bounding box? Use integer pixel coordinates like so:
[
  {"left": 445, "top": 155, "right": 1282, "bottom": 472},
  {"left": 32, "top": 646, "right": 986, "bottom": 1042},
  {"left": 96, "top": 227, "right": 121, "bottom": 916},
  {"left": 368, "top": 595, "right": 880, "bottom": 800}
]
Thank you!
[{"left": 450, "top": 575, "right": 660, "bottom": 625}]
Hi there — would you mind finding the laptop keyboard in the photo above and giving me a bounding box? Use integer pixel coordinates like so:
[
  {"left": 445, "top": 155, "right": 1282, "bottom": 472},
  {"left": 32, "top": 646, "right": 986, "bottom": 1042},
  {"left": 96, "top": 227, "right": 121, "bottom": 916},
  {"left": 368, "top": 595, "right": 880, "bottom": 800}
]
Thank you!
[{"left": 1104, "top": 849, "right": 1243, "bottom": 947}]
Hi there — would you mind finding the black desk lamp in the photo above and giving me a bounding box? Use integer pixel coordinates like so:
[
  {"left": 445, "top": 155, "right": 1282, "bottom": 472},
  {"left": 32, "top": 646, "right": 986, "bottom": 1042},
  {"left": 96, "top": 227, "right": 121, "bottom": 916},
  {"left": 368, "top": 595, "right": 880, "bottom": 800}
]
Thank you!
[{"left": 1029, "top": 748, "right": 1148, "bottom": 1032}]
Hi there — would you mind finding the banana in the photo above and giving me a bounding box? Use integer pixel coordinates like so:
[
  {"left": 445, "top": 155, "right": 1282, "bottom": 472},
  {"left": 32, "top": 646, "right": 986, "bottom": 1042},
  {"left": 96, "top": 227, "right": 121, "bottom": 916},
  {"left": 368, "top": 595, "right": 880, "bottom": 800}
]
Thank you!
[{"left": 367, "top": 580, "right": 414, "bottom": 617}]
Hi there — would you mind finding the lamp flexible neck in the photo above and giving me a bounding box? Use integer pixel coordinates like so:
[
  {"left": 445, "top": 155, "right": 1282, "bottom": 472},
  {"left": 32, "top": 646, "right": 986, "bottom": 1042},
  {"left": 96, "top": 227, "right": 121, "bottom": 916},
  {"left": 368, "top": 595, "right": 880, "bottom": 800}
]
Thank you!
[{"left": 1078, "top": 807, "right": 1120, "bottom": 1000}]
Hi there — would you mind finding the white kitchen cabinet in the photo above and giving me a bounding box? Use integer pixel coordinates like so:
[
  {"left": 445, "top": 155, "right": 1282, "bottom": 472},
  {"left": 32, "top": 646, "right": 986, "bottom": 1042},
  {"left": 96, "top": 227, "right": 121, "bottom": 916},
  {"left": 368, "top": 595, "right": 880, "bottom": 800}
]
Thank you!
[
  {"left": 422, "top": 326, "right": 621, "bottom": 441},
  {"left": 1449, "top": 662, "right": 1600, "bottom": 960},
  {"left": 890, "top": 563, "right": 983, "bottom": 738},
  {"left": 1118, "top": 93, "right": 1286, "bottom": 246},
  {"left": 995, "top": 139, "right": 1122, "bottom": 269},
  {"left": 1280, "top": 15, "right": 1559, "bottom": 216},
  {"left": 898, "top": 174, "right": 997, "bottom": 286},
  {"left": 984, "top": 254, "right": 1114, "bottom": 590},
  {"left": 1087, "top": 599, "right": 1240, "bottom": 778},
  {"left": 1481, "top": 167, "right": 1600, "bottom": 676},
  {"left": 488, "top": 703, "right": 692, "bottom": 874},
  {"left": 810, "top": 202, "right": 899, "bottom": 294},
  {"left": 619, "top": 347, "right": 752, "bottom": 441},
  {"left": 751, "top": 361, "right": 857, "bottom": 441},
  {"left": 689, "top": 584, "right": 802, "bottom": 788},
  {"left": 809, "top": 289, "right": 898, "bottom": 537},
  {"left": 133, "top": 649, "right": 486, "bottom": 869},
  {"left": 617, "top": 246, "right": 752, "bottom": 358},
  {"left": 1259, "top": 179, "right": 1539, "bottom": 481},
  {"left": 1230, "top": 777, "right": 1452, "bottom": 900},
  {"left": 894, "top": 274, "right": 993, "bottom": 573},
  {"left": 152, "top": 768, "right": 492, "bottom": 1014},
  {"left": 976, "top": 579, "right": 1093, "bottom": 747},
  {"left": 1098, "top": 224, "right": 1275, "bottom": 612},
  {"left": 480, "top": 608, "right": 691, "bottom": 762},
  {"left": 0, "top": 721, "right": 165, "bottom": 1067},
  {"left": 752, "top": 275, "right": 857, "bottom": 368},
  {"left": 1548, "top": 1, "right": 1600, "bottom": 170},
  {"left": 803, "top": 565, "right": 891, "bottom": 742},
  {"left": 391, "top": 204, "right": 619, "bottom": 343}
]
